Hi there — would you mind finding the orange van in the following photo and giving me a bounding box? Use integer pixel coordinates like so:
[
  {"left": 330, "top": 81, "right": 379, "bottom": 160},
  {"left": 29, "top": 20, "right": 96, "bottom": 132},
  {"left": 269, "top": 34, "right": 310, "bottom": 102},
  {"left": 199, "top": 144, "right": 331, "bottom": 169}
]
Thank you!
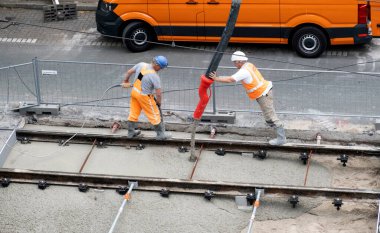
[{"left": 96, "top": 0, "right": 380, "bottom": 58}]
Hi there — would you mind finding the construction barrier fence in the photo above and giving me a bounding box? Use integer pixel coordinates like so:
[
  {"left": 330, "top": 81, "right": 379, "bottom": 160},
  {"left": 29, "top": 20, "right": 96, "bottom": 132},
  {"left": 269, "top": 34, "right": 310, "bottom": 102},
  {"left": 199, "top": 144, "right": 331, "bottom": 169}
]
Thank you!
[{"left": 1, "top": 58, "right": 379, "bottom": 118}]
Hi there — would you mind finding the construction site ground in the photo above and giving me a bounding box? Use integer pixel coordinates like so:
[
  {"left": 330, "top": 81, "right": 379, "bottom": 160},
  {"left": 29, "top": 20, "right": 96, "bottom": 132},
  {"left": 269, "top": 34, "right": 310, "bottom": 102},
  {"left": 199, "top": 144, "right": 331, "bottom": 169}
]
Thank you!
[
  {"left": 0, "top": 1, "right": 380, "bottom": 232},
  {"left": 0, "top": 106, "right": 379, "bottom": 233}
]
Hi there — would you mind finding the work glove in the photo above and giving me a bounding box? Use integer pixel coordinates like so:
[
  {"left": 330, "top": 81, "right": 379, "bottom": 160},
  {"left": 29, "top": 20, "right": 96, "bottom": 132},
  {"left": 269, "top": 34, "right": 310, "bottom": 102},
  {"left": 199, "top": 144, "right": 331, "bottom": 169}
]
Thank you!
[{"left": 122, "top": 82, "right": 132, "bottom": 88}]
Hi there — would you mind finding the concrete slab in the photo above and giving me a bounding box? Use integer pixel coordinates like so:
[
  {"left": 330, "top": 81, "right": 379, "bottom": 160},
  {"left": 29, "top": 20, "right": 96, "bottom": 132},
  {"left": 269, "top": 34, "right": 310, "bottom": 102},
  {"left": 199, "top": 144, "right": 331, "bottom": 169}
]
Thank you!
[
  {"left": 201, "top": 111, "right": 236, "bottom": 124},
  {"left": 375, "top": 119, "right": 380, "bottom": 131},
  {"left": 19, "top": 104, "right": 60, "bottom": 115}
]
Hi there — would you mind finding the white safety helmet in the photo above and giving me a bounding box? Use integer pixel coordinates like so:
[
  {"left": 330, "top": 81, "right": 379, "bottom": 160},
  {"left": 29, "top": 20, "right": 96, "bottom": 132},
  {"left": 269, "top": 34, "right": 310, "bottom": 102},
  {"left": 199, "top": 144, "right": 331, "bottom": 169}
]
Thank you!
[{"left": 231, "top": 51, "right": 248, "bottom": 62}]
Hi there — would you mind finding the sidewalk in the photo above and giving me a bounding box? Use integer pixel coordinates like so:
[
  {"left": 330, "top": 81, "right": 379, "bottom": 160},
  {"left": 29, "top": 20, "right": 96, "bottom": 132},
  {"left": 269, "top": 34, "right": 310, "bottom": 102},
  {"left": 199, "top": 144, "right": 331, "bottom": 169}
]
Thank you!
[{"left": 0, "top": 5, "right": 115, "bottom": 47}]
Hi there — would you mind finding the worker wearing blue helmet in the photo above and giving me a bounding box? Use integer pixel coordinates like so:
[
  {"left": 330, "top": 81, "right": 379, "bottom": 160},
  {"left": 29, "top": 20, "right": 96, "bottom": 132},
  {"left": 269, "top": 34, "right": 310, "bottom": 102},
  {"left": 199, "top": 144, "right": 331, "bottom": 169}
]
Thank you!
[{"left": 122, "top": 55, "right": 170, "bottom": 139}]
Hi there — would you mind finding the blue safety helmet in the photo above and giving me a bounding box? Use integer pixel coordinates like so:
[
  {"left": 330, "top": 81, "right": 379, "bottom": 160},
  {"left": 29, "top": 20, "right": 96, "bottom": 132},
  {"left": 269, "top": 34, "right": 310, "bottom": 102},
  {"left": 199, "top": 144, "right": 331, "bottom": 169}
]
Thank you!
[{"left": 153, "top": 55, "right": 168, "bottom": 69}]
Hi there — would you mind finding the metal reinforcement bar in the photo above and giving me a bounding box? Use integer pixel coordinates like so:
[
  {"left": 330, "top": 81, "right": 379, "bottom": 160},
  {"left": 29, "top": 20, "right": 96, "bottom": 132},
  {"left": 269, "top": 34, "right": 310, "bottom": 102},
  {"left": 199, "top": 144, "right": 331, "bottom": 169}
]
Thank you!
[
  {"left": 1, "top": 168, "right": 379, "bottom": 200},
  {"left": 15, "top": 129, "right": 380, "bottom": 155}
]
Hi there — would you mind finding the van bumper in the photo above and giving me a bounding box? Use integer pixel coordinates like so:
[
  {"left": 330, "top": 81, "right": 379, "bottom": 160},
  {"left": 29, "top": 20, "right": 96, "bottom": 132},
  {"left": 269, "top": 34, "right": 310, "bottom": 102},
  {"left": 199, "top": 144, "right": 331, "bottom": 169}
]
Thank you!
[
  {"left": 96, "top": 10, "right": 123, "bottom": 37},
  {"left": 354, "top": 34, "right": 372, "bottom": 44},
  {"left": 327, "top": 24, "right": 372, "bottom": 45},
  {"left": 353, "top": 24, "right": 372, "bottom": 44}
]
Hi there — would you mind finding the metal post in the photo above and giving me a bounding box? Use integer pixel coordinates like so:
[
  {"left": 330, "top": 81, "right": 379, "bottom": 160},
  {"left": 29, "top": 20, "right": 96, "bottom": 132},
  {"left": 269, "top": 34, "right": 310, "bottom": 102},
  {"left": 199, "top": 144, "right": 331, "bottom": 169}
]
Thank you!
[
  {"left": 189, "top": 119, "right": 200, "bottom": 161},
  {"left": 376, "top": 200, "right": 380, "bottom": 233},
  {"left": 108, "top": 182, "right": 136, "bottom": 233},
  {"left": 6, "top": 67, "right": 10, "bottom": 107},
  {"left": 32, "top": 57, "right": 41, "bottom": 105},
  {"left": 247, "top": 190, "right": 262, "bottom": 233},
  {"left": 212, "top": 84, "right": 216, "bottom": 114}
]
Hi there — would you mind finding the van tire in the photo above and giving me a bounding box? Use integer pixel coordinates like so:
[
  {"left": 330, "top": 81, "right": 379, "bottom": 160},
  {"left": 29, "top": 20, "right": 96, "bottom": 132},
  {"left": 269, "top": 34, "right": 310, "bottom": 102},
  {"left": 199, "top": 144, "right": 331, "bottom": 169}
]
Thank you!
[
  {"left": 292, "top": 27, "right": 327, "bottom": 58},
  {"left": 122, "top": 22, "right": 154, "bottom": 52}
]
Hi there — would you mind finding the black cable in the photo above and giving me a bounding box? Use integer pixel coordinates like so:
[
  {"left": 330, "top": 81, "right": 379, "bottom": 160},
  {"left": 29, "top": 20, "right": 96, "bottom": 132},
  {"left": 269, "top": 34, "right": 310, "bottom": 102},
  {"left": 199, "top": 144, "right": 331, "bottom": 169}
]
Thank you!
[
  {"left": 0, "top": 23, "right": 13, "bottom": 29},
  {"left": 13, "top": 67, "right": 37, "bottom": 97}
]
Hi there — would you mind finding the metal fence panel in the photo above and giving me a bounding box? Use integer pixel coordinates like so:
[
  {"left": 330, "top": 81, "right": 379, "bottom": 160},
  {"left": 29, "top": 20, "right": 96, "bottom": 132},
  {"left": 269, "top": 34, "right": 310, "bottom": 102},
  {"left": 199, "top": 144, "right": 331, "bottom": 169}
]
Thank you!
[
  {"left": 213, "top": 67, "right": 380, "bottom": 117},
  {"left": 37, "top": 61, "right": 209, "bottom": 112},
  {"left": 0, "top": 63, "right": 36, "bottom": 108},
  {"left": 37, "top": 60, "right": 132, "bottom": 108},
  {"left": 160, "top": 66, "right": 207, "bottom": 112},
  {"left": 1, "top": 59, "right": 380, "bottom": 118}
]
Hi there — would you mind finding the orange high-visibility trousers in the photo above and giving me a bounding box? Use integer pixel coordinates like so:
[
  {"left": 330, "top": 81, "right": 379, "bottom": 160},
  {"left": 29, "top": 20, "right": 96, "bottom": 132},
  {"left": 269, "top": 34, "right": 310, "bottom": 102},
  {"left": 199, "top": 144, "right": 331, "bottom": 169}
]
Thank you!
[{"left": 127, "top": 88, "right": 161, "bottom": 125}]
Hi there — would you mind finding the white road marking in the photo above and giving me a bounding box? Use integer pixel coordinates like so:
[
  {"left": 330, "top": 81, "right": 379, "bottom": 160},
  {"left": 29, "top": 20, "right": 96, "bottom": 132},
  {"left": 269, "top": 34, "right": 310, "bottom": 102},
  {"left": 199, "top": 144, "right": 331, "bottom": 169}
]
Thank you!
[{"left": 0, "top": 38, "right": 38, "bottom": 44}]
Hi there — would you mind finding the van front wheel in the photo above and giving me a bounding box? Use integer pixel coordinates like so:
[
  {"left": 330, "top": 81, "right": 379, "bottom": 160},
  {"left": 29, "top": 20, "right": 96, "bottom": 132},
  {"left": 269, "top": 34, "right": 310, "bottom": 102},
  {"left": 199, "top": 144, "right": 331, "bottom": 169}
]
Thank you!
[
  {"left": 122, "top": 22, "right": 154, "bottom": 52},
  {"left": 292, "top": 27, "right": 327, "bottom": 58}
]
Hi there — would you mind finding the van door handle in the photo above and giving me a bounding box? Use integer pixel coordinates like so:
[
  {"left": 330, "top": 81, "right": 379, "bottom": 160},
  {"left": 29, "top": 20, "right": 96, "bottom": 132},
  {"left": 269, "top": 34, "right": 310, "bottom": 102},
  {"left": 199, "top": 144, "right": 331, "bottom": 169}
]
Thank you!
[
  {"left": 207, "top": 1, "right": 219, "bottom": 4},
  {"left": 186, "top": 0, "right": 198, "bottom": 4}
]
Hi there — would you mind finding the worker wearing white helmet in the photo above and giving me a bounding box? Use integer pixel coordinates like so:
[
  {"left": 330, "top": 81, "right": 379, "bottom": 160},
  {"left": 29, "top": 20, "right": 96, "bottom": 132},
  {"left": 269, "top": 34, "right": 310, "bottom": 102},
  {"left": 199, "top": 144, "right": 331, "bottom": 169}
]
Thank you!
[
  {"left": 122, "top": 55, "right": 171, "bottom": 140},
  {"left": 210, "top": 51, "right": 286, "bottom": 145}
]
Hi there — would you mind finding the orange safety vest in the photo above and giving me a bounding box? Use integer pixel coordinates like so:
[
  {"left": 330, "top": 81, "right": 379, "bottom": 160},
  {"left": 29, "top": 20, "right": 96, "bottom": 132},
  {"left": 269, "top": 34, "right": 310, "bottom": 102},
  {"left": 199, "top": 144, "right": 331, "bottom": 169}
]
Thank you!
[
  {"left": 241, "top": 63, "right": 269, "bottom": 100},
  {"left": 132, "top": 64, "right": 157, "bottom": 95}
]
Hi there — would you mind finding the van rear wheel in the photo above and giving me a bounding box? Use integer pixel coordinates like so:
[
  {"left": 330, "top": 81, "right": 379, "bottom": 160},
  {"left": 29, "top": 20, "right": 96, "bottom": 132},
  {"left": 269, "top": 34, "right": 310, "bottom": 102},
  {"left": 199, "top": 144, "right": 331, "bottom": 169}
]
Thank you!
[
  {"left": 122, "top": 22, "right": 154, "bottom": 52},
  {"left": 292, "top": 27, "right": 327, "bottom": 58}
]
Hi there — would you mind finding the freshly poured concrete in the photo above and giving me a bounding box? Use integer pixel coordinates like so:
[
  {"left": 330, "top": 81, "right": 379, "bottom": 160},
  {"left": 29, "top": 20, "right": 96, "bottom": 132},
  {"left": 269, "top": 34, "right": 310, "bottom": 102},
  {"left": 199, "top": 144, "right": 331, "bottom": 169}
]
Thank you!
[
  {"left": 2, "top": 127, "right": 332, "bottom": 187},
  {"left": 1, "top": 124, "right": 378, "bottom": 233},
  {"left": 193, "top": 151, "right": 331, "bottom": 187},
  {"left": 0, "top": 183, "right": 377, "bottom": 233},
  {"left": 3, "top": 141, "right": 93, "bottom": 173},
  {"left": 83, "top": 145, "right": 193, "bottom": 178},
  {"left": 0, "top": 183, "right": 328, "bottom": 233},
  {"left": 1, "top": 125, "right": 334, "bottom": 187}
]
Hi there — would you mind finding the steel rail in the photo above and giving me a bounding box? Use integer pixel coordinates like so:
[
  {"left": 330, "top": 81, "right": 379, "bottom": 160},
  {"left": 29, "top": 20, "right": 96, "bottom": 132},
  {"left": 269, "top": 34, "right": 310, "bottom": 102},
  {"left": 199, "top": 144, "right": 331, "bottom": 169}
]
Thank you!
[
  {"left": 15, "top": 129, "right": 380, "bottom": 155},
  {"left": 0, "top": 168, "right": 379, "bottom": 200}
]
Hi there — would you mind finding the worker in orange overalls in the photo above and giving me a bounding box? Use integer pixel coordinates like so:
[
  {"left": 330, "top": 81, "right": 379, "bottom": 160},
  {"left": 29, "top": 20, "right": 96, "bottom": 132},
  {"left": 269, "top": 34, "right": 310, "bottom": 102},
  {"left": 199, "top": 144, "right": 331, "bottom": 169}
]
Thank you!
[
  {"left": 209, "top": 51, "right": 286, "bottom": 145},
  {"left": 122, "top": 56, "right": 171, "bottom": 140}
]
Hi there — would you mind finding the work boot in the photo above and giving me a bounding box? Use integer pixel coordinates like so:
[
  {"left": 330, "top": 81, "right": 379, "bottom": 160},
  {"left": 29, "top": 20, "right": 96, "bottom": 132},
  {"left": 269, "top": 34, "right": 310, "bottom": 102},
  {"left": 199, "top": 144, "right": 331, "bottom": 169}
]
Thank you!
[
  {"left": 154, "top": 121, "right": 171, "bottom": 140},
  {"left": 127, "top": 121, "right": 141, "bottom": 138},
  {"left": 269, "top": 126, "right": 286, "bottom": 145}
]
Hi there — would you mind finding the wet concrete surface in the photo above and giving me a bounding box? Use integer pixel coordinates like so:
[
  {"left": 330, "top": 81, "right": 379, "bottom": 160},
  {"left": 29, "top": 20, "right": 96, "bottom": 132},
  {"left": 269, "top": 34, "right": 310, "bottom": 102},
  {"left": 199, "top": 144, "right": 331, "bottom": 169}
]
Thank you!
[
  {"left": 0, "top": 183, "right": 377, "bottom": 233},
  {"left": 0, "top": 183, "right": 330, "bottom": 233},
  {"left": 3, "top": 141, "right": 92, "bottom": 172},
  {"left": 0, "top": 109, "right": 379, "bottom": 232},
  {"left": 3, "top": 125, "right": 333, "bottom": 187},
  {"left": 3, "top": 140, "right": 332, "bottom": 187}
]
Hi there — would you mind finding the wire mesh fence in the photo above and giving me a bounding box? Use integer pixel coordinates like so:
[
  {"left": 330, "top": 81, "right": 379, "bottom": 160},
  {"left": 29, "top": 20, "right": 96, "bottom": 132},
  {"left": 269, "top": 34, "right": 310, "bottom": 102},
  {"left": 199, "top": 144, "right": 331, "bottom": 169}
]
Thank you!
[
  {"left": 37, "top": 60, "right": 130, "bottom": 108},
  {"left": 1, "top": 58, "right": 379, "bottom": 118},
  {"left": 0, "top": 63, "right": 36, "bottom": 108}
]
